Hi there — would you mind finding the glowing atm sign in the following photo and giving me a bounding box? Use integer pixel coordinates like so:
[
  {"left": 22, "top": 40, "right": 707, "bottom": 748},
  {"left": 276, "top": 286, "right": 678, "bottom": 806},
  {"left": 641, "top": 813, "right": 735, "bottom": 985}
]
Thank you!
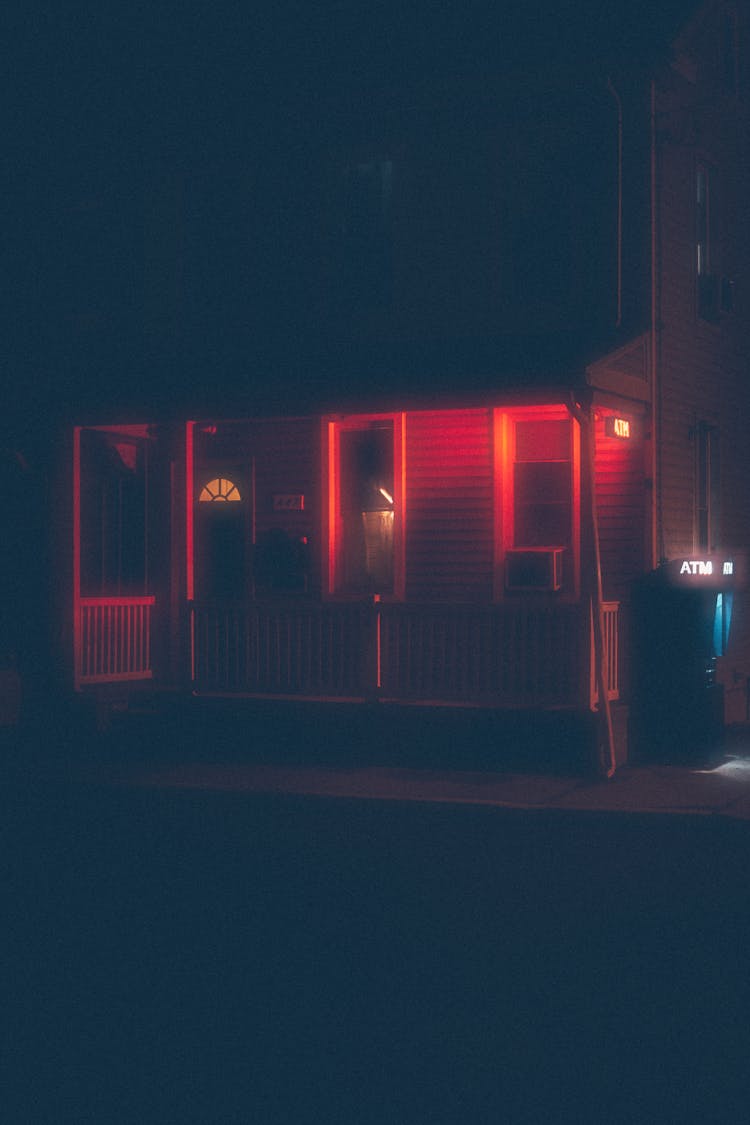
[
  {"left": 604, "top": 416, "right": 632, "bottom": 439},
  {"left": 680, "top": 559, "right": 733, "bottom": 577},
  {"left": 670, "top": 557, "right": 736, "bottom": 587}
]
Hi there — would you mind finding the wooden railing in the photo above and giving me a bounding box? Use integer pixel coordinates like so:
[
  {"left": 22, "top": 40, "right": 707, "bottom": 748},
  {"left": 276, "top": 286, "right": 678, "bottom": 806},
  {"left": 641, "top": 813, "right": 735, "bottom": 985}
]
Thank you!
[
  {"left": 77, "top": 596, "right": 155, "bottom": 685},
  {"left": 380, "top": 602, "right": 584, "bottom": 707},
  {"left": 191, "top": 600, "right": 371, "bottom": 697},
  {"left": 191, "top": 598, "right": 619, "bottom": 709}
]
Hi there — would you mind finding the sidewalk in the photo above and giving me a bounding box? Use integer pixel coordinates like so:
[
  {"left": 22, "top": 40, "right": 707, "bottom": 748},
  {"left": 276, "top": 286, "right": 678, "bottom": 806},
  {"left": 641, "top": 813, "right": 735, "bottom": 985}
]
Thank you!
[
  {"left": 9, "top": 698, "right": 750, "bottom": 820},
  {"left": 92, "top": 745, "right": 750, "bottom": 820}
]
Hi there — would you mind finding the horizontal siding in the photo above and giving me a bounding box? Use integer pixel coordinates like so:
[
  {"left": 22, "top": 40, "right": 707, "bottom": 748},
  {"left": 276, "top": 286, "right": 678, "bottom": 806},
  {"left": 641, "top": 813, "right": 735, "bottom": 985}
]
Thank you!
[
  {"left": 253, "top": 418, "right": 318, "bottom": 534},
  {"left": 406, "top": 408, "right": 494, "bottom": 601},
  {"left": 595, "top": 416, "right": 645, "bottom": 603},
  {"left": 253, "top": 418, "right": 320, "bottom": 592},
  {"left": 656, "top": 76, "right": 750, "bottom": 564}
]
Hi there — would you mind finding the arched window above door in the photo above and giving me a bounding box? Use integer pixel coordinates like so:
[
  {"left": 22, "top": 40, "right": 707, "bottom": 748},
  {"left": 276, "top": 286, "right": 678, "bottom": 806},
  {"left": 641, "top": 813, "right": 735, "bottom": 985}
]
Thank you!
[{"left": 199, "top": 477, "right": 242, "bottom": 502}]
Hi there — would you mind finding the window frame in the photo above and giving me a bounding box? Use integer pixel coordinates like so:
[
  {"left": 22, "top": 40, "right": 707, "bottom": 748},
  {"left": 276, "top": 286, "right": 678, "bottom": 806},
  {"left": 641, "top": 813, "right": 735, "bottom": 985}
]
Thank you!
[
  {"left": 76, "top": 425, "right": 152, "bottom": 598},
  {"left": 323, "top": 413, "right": 405, "bottom": 600},
  {"left": 494, "top": 407, "right": 580, "bottom": 600}
]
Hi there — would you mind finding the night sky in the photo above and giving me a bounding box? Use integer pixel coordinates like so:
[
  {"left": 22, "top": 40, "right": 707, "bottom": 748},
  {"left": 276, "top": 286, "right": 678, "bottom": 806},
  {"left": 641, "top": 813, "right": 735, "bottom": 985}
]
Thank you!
[{"left": 5, "top": 1, "right": 698, "bottom": 427}]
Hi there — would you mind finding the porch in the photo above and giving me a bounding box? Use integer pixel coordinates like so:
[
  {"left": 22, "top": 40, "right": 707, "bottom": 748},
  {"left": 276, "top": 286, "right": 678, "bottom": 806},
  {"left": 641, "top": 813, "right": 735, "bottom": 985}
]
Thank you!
[
  {"left": 189, "top": 597, "right": 620, "bottom": 710},
  {"left": 75, "top": 593, "right": 620, "bottom": 712}
]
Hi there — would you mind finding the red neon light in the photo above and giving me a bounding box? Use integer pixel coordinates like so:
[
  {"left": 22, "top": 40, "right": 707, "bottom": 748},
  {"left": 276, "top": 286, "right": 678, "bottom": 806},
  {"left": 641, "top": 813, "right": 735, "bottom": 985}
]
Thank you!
[
  {"left": 326, "top": 415, "right": 405, "bottom": 598},
  {"left": 186, "top": 422, "right": 195, "bottom": 600},
  {"left": 327, "top": 421, "right": 337, "bottom": 593}
]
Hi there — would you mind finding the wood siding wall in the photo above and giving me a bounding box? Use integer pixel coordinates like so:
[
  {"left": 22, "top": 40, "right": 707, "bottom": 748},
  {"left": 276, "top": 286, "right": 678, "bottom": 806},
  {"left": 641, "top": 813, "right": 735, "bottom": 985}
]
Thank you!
[
  {"left": 252, "top": 417, "right": 320, "bottom": 593},
  {"left": 655, "top": 33, "right": 750, "bottom": 713},
  {"left": 656, "top": 68, "right": 750, "bottom": 564},
  {"left": 404, "top": 409, "right": 495, "bottom": 601},
  {"left": 595, "top": 415, "right": 645, "bottom": 604}
]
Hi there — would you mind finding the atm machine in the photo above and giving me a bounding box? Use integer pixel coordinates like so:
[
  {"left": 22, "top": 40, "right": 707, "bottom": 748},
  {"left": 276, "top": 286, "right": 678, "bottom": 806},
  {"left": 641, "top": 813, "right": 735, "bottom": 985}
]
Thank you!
[{"left": 630, "top": 556, "right": 736, "bottom": 761}]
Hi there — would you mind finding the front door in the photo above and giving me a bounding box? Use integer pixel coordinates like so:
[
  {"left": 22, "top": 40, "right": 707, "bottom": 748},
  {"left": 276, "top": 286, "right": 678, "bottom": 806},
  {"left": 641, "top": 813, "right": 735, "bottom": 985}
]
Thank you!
[{"left": 194, "top": 471, "right": 251, "bottom": 601}]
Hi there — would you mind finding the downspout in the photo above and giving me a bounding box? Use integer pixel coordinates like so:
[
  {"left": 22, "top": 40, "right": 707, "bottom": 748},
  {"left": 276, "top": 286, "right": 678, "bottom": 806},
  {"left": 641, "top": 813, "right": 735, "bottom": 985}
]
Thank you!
[
  {"left": 568, "top": 395, "right": 616, "bottom": 778},
  {"left": 607, "top": 77, "right": 623, "bottom": 328}
]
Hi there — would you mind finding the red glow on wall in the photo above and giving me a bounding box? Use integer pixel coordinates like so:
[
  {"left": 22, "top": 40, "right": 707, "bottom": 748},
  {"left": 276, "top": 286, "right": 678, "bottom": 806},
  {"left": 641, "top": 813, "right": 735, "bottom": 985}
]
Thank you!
[
  {"left": 496, "top": 405, "right": 581, "bottom": 599},
  {"left": 325, "top": 414, "right": 405, "bottom": 598}
]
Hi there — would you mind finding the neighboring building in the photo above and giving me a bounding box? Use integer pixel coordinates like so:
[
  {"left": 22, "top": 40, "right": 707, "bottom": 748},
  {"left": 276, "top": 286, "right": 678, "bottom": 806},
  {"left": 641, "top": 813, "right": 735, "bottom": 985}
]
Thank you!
[{"left": 43, "top": 1, "right": 750, "bottom": 769}]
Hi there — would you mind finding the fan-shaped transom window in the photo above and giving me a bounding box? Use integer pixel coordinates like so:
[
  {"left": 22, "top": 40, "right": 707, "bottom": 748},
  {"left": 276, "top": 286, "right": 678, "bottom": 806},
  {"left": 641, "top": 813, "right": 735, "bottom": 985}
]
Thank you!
[{"left": 199, "top": 477, "right": 242, "bottom": 502}]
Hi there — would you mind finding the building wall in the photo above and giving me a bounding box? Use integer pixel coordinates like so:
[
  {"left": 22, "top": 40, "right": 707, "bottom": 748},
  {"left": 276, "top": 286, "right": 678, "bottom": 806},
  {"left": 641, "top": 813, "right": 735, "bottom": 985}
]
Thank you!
[
  {"left": 252, "top": 418, "right": 321, "bottom": 595},
  {"left": 193, "top": 405, "right": 588, "bottom": 607},
  {"left": 192, "top": 417, "right": 321, "bottom": 598},
  {"left": 314, "top": 81, "right": 621, "bottom": 352},
  {"left": 404, "top": 409, "right": 495, "bottom": 602},
  {"left": 655, "top": 2, "right": 750, "bottom": 716},
  {"left": 595, "top": 413, "right": 646, "bottom": 604}
]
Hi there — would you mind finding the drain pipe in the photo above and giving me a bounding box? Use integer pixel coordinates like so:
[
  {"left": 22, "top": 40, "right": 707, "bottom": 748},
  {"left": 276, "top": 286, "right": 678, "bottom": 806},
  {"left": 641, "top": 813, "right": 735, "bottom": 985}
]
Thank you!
[
  {"left": 607, "top": 77, "right": 623, "bottom": 329},
  {"left": 568, "top": 393, "right": 616, "bottom": 778}
]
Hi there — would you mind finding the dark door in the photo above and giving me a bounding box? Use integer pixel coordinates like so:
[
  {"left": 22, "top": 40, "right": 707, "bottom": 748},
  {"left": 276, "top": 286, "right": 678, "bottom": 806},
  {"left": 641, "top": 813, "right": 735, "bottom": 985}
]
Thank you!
[{"left": 194, "top": 471, "right": 251, "bottom": 601}]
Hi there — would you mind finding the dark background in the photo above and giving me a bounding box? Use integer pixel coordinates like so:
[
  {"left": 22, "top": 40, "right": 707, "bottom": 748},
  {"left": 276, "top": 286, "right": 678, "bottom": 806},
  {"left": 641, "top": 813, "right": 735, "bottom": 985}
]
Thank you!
[{"left": 5, "top": 1, "right": 697, "bottom": 427}]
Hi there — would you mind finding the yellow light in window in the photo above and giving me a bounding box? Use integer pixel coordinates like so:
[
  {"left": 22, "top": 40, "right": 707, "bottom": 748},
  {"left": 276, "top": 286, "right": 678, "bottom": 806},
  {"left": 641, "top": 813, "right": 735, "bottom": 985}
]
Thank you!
[{"left": 199, "top": 477, "right": 242, "bottom": 502}]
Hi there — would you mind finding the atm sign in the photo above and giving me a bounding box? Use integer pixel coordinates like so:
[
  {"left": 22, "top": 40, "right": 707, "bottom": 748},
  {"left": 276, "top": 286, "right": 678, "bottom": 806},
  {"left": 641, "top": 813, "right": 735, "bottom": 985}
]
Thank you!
[
  {"left": 605, "top": 416, "right": 631, "bottom": 439},
  {"left": 678, "top": 559, "right": 734, "bottom": 579}
]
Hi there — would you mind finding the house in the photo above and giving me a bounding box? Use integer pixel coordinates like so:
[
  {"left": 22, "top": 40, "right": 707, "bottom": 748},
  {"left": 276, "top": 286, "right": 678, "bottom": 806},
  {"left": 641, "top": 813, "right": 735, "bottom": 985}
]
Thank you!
[{"left": 31, "top": 2, "right": 750, "bottom": 770}]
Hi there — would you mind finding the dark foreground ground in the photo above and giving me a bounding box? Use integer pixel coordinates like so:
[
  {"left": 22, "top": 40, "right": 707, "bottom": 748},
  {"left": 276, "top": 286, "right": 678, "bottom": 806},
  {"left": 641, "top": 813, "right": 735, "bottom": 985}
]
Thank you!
[{"left": 5, "top": 745, "right": 750, "bottom": 1125}]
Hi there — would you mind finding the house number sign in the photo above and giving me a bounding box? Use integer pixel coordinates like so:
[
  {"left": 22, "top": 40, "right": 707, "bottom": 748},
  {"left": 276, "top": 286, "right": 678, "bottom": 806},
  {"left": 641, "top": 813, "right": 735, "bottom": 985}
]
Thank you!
[{"left": 273, "top": 494, "right": 305, "bottom": 511}]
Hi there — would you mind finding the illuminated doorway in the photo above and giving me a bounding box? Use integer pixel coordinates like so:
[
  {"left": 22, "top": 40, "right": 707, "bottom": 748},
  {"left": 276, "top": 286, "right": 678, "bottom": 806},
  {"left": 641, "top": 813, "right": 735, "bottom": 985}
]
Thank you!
[{"left": 326, "top": 415, "right": 405, "bottom": 598}]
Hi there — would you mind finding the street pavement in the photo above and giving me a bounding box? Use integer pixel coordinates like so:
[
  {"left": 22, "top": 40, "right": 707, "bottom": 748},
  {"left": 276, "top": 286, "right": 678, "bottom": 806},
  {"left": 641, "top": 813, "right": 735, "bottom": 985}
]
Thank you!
[{"left": 6, "top": 716, "right": 750, "bottom": 1124}]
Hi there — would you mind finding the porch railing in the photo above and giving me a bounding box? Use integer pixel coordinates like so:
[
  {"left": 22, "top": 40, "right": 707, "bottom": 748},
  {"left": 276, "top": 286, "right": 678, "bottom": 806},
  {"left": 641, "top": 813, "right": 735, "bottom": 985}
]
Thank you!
[
  {"left": 77, "top": 596, "right": 155, "bottom": 685},
  {"left": 191, "top": 598, "right": 619, "bottom": 709},
  {"left": 191, "top": 600, "right": 371, "bottom": 697},
  {"left": 379, "top": 602, "right": 584, "bottom": 707}
]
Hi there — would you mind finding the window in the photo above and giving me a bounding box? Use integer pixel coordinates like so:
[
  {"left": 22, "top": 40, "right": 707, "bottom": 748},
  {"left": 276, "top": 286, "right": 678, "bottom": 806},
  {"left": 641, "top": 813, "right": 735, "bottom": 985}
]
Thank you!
[
  {"left": 79, "top": 429, "right": 149, "bottom": 596},
  {"left": 199, "top": 477, "right": 241, "bottom": 502},
  {"left": 327, "top": 416, "right": 403, "bottom": 596},
  {"left": 496, "top": 411, "right": 578, "bottom": 597},
  {"left": 695, "top": 422, "right": 720, "bottom": 552},
  {"left": 713, "top": 592, "right": 733, "bottom": 657},
  {"left": 513, "top": 420, "right": 572, "bottom": 548}
]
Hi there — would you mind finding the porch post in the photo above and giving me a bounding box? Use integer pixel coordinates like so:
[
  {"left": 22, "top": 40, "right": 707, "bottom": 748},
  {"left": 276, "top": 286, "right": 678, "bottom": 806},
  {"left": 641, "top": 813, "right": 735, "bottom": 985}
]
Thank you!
[
  {"left": 364, "top": 594, "right": 382, "bottom": 700},
  {"left": 569, "top": 396, "right": 616, "bottom": 777}
]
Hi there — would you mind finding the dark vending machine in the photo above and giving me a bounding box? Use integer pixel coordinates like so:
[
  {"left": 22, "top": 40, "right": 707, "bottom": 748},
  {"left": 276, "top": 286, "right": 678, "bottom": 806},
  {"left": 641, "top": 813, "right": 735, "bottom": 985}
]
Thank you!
[{"left": 630, "top": 557, "right": 736, "bottom": 761}]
